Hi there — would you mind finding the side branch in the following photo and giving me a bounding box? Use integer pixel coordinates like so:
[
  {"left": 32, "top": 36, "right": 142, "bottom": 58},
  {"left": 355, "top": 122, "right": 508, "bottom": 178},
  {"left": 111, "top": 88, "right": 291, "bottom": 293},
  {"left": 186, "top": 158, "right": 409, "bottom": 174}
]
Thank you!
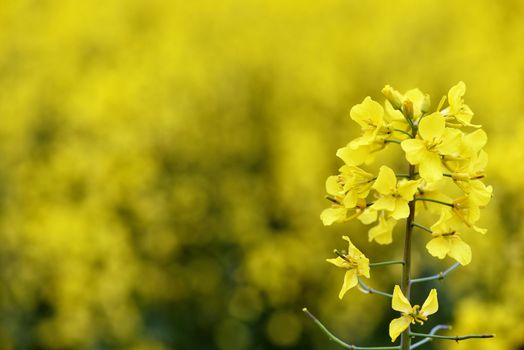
[
  {"left": 358, "top": 278, "right": 393, "bottom": 298},
  {"left": 410, "top": 325, "right": 450, "bottom": 349},
  {"left": 410, "top": 262, "right": 460, "bottom": 284},
  {"left": 370, "top": 260, "right": 405, "bottom": 267},
  {"left": 409, "top": 332, "right": 495, "bottom": 342},
  {"left": 302, "top": 308, "right": 400, "bottom": 350},
  {"left": 411, "top": 222, "right": 432, "bottom": 233},
  {"left": 414, "top": 197, "right": 454, "bottom": 207}
]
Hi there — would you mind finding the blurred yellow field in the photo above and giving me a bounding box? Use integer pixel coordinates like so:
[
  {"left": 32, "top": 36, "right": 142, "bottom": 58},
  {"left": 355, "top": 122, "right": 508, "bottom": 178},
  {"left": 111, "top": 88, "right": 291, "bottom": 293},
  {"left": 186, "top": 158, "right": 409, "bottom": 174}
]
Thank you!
[{"left": 0, "top": 0, "right": 522, "bottom": 349}]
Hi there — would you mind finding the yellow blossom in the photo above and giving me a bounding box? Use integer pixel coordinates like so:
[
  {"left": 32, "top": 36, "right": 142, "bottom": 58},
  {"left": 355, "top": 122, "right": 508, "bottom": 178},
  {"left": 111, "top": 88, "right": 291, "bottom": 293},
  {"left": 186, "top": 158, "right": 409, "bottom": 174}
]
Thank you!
[
  {"left": 389, "top": 286, "right": 438, "bottom": 342},
  {"left": 337, "top": 165, "right": 375, "bottom": 207},
  {"left": 350, "top": 96, "right": 385, "bottom": 145},
  {"left": 320, "top": 198, "right": 376, "bottom": 226},
  {"left": 336, "top": 140, "right": 386, "bottom": 166},
  {"left": 441, "top": 81, "right": 480, "bottom": 128},
  {"left": 371, "top": 166, "right": 419, "bottom": 219},
  {"left": 426, "top": 210, "right": 472, "bottom": 265},
  {"left": 452, "top": 195, "right": 487, "bottom": 233},
  {"left": 368, "top": 213, "right": 397, "bottom": 244},
  {"left": 326, "top": 236, "right": 370, "bottom": 299},
  {"left": 401, "top": 113, "right": 462, "bottom": 182}
]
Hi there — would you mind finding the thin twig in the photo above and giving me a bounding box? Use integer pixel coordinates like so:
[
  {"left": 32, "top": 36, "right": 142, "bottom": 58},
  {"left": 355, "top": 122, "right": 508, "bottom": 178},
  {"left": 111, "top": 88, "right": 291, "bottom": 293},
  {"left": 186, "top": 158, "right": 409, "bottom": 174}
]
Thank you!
[
  {"left": 358, "top": 278, "right": 392, "bottom": 298},
  {"left": 302, "top": 308, "right": 400, "bottom": 350},
  {"left": 392, "top": 128, "right": 413, "bottom": 138},
  {"left": 410, "top": 325, "right": 451, "bottom": 349},
  {"left": 411, "top": 222, "right": 432, "bottom": 233},
  {"left": 370, "top": 260, "right": 405, "bottom": 267},
  {"left": 409, "top": 332, "right": 495, "bottom": 342},
  {"left": 410, "top": 263, "right": 460, "bottom": 284},
  {"left": 414, "top": 197, "right": 454, "bottom": 207}
]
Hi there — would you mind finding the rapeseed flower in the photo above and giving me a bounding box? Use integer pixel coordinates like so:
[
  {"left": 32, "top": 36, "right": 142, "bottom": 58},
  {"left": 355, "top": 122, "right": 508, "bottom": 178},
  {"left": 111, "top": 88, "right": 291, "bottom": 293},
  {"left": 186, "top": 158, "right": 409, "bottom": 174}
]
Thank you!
[
  {"left": 326, "top": 236, "right": 370, "bottom": 299},
  {"left": 389, "top": 286, "right": 438, "bottom": 342}
]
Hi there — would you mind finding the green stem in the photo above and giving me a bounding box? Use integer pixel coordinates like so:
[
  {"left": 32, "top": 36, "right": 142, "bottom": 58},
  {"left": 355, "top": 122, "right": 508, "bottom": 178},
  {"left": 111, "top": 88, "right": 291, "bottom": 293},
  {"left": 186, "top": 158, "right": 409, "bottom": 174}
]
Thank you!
[
  {"left": 409, "top": 332, "right": 495, "bottom": 341},
  {"left": 302, "top": 308, "right": 400, "bottom": 350},
  {"left": 370, "top": 260, "right": 405, "bottom": 267},
  {"left": 392, "top": 128, "right": 413, "bottom": 138},
  {"left": 358, "top": 278, "right": 393, "bottom": 298},
  {"left": 410, "top": 325, "right": 451, "bottom": 349},
  {"left": 414, "top": 197, "right": 454, "bottom": 207},
  {"left": 385, "top": 139, "right": 402, "bottom": 144},
  {"left": 400, "top": 164, "right": 416, "bottom": 350},
  {"left": 411, "top": 222, "right": 432, "bottom": 233},
  {"left": 401, "top": 113, "right": 416, "bottom": 132},
  {"left": 410, "top": 262, "right": 460, "bottom": 284}
]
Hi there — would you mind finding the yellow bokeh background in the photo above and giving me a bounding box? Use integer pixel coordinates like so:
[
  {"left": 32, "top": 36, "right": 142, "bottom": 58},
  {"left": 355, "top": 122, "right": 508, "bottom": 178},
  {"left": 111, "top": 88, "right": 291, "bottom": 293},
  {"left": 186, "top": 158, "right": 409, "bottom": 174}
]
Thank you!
[{"left": 0, "top": 0, "right": 522, "bottom": 349}]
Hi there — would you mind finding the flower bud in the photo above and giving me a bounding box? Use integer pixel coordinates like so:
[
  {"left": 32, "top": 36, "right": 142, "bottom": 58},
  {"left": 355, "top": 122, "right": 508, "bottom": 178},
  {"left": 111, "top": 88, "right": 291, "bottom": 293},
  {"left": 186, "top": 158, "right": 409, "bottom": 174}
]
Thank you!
[
  {"left": 420, "top": 94, "right": 431, "bottom": 113},
  {"left": 381, "top": 85, "right": 403, "bottom": 110},
  {"left": 402, "top": 99, "right": 414, "bottom": 119}
]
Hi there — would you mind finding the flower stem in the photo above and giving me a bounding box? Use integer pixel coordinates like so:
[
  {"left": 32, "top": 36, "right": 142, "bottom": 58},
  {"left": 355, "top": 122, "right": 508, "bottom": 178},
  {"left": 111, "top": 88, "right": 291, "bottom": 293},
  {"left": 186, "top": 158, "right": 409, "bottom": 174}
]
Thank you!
[
  {"left": 410, "top": 325, "right": 451, "bottom": 349},
  {"left": 358, "top": 278, "right": 393, "bottom": 298},
  {"left": 385, "top": 139, "right": 402, "bottom": 144},
  {"left": 414, "top": 197, "right": 454, "bottom": 207},
  {"left": 409, "top": 332, "right": 495, "bottom": 341},
  {"left": 400, "top": 164, "right": 416, "bottom": 350},
  {"left": 410, "top": 262, "right": 460, "bottom": 284},
  {"left": 302, "top": 308, "right": 400, "bottom": 350},
  {"left": 370, "top": 260, "right": 405, "bottom": 267},
  {"left": 392, "top": 128, "right": 413, "bottom": 138},
  {"left": 411, "top": 222, "right": 432, "bottom": 233}
]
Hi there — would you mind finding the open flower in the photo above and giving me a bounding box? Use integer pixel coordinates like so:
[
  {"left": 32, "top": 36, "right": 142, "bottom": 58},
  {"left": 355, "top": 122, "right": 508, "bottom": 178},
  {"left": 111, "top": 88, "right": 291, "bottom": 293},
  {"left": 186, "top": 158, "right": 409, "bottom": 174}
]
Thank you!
[
  {"left": 452, "top": 195, "right": 487, "bottom": 233},
  {"left": 320, "top": 166, "right": 377, "bottom": 226},
  {"left": 426, "top": 210, "right": 472, "bottom": 265},
  {"left": 350, "top": 96, "right": 385, "bottom": 145},
  {"left": 389, "top": 286, "right": 438, "bottom": 342},
  {"left": 368, "top": 212, "right": 397, "bottom": 244},
  {"left": 401, "top": 113, "right": 462, "bottom": 183},
  {"left": 326, "top": 236, "right": 370, "bottom": 299},
  {"left": 441, "top": 81, "right": 480, "bottom": 128},
  {"left": 371, "top": 166, "right": 419, "bottom": 219}
]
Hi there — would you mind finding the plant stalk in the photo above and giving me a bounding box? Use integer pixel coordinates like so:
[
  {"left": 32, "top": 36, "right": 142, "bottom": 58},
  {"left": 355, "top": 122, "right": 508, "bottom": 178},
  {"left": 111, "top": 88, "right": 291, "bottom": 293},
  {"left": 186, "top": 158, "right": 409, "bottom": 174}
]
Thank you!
[{"left": 400, "top": 164, "right": 416, "bottom": 350}]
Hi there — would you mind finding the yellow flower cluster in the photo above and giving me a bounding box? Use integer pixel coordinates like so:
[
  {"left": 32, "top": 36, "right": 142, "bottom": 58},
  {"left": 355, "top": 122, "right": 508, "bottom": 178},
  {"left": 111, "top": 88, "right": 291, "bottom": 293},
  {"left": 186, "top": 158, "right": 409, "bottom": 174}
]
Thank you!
[{"left": 322, "top": 82, "right": 492, "bottom": 343}]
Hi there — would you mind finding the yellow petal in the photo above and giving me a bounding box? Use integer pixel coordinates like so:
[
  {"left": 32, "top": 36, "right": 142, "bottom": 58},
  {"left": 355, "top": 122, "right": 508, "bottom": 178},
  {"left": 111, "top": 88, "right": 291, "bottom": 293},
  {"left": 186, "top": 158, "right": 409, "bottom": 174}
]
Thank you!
[
  {"left": 326, "top": 257, "right": 348, "bottom": 268},
  {"left": 389, "top": 315, "right": 412, "bottom": 342},
  {"left": 418, "top": 113, "right": 445, "bottom": 141},
  {"left": 338, "top": 269, "right": 358, "bottom": 299},
  {"left": 357, "top": 208, "right": 378, "bottom": 225},
  {"left": 401, "top": 139, "right": 426, "bottom": 164},
  {"left": 373, "top": 166, "right": 397, "bottom": 194},
  {"left": 397, "top": 180, "right": 419, "bottom": 201},
  {"left": 372, "top": 196, "right": 396, "bottom": 212},
  {"left": 392, "top": 285, "right": 412, "bottom": 313},
  {"left": 419, "top": 153, "right": 442, "bottom": 183},
  {"left": 420, "top": 289, "right": 438, "bottom": 316},
  {"left": 358, "top": 259, "right": 370, "bottom": 278},
  {"left": 320, "top": 207, "right": 346, "bottom": 225},
  {"left": 449, "top": 236, "right": 472, "bottom": 265},
  {"left": 325, "top": 176, "right": 341, "bottom": 196},
  {"left": 368, "top": 216, "right": 397, "bottom": 244},
  {"left": 448, "top": 81, "right": 466, "bottom": 110},
  {"left": 437, "top": 128, "right": 462, "bottom": 155},
  {"left": 350, "top": 97, "right": 384, "bottom": 129},
  {"left": 426, "top": 236, "right": 450, "bottom": 259},
  {"left": 336, "top": 144, "right": 368, "bottom": 166},
  {"left": 391, "top": 199, "right": 410, "bottom": 220},
  {"left": 464, "top": 129, "right": 487, "bottom": 153}
]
